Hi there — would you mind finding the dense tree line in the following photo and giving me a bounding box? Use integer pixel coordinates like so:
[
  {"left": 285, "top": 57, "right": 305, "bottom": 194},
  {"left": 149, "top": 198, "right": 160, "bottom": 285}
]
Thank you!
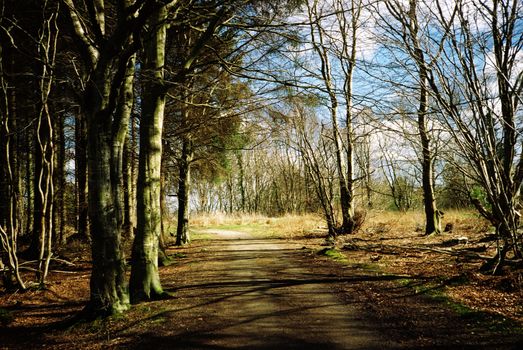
[
  {"left": 0, "top": 0, "right": 522, "bottom": 318},
  {"left": 0, "top": 0, "right": 299, "bottom": 316}
]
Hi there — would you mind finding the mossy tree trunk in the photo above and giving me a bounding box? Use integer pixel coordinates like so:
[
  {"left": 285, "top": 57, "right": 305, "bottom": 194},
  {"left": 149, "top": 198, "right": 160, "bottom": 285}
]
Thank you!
[
  {"left": 85, "top": 52, "right": 136, "bottom": 314},
  {"left": 87, "top": 99, "right": 129, "bottom": 315},
  {"left": 123, "top": 136, "right": 133, "bottom": 239},
  {"left": 63, "top": 0, "right": 153, "bottom": 317},
  {"left": 121, "top": 66, "right": 136, "bottom": 240},
  {"left": 130, "top": 5, "right": 168, "bottom": 303}
]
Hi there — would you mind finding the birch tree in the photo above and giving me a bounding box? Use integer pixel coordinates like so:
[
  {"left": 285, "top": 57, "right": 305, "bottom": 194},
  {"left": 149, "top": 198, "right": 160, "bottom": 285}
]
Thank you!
[
  {"left": 0, "top": 0, "right": 60, "bottom": 287},
  {"left": 34, "top": 3, "right": 59, "bottom": 284},
  {"left": 293, "top": 105, "right": 338, "bottom": 237},
  {"left": 0, "top": 29, "right": 25, "bottom": 290},
  {"left": 303, "top": 0, "right": 369, "bottom": 234},
  {"left": 425, "top": 0, "right": 523, "bottom": 273},
  {"left": 377, "top": 0, "right": 442, "bottom": 234},
  {"left": 307, "top": 0, "right": 352, "bottom": 233}
]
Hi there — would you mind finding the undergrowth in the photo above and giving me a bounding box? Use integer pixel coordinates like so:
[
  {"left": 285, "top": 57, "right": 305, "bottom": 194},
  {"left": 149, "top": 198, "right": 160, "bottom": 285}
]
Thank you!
[
  {"left": 397, "top": 277, "right": 521, "bottom": 334},
  {"left": 318, "top": 243, "right": 521, "bottom": 335}
]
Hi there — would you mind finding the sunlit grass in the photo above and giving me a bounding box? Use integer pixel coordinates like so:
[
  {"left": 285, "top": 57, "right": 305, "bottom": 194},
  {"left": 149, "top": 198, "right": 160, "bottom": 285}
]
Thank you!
[
  {"left": 361, "top": 209, "right": 491, "bottom": 235},
  {"left": 187, "top": 209, "right": 491, "bottom": 240},
  {"left": 190, "top": 212, "right": 324, "bottom": 239},
  {"left": 317, "top": 247, "right": 347, "bottom": 262}
]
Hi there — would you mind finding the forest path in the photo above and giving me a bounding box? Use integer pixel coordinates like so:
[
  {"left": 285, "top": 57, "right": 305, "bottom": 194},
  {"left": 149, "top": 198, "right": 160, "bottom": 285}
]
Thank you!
[
  {"left": 1, "top": 229, "right": 520, "bottom": 349},
  {"left": 138, "top": 230, "right": 390, "bottom": 349}
]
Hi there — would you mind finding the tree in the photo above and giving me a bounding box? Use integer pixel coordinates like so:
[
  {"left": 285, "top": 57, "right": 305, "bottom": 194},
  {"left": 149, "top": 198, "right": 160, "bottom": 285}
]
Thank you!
[
  {"left": 0, "top": 23, "right": 25, "bottom": 289},
  {"left": 424, "top": 0, "right": 523, "bottom": 272},
  {"left": 131, "top": 0, "right": 243, "bottom": 300},
  {"left": 305, "top": 0, "right": 365, "bottom": 235},
  {"left": 378, "top": 0, "right": 442, "bottom": 234},
  {"left": 74, "top": 108, "right": 89, "bottom": 241},
  {"left": 306, "top": 0, "right": 351, "bottom": 235},
  {"left": 334, "top": 0, "right": 364, "bottom": 233},
  {"left": 130, "top": 4, "right": 168, "bottom": 303},
  {"left": 289, "top": 102, "right": 339, "bottom": 237},
  {"left": 0, "top": 0, "right": 60, "bottom": 286},
  {"left": 161, "top": 1, "right": 265, "bottom": 241},
  {"left": 175, "top": 136, "right": 192, "bottom": 245},
  {"left": 377, "top": 137, "right": 417, "bottom": 212},
  {"left": 33, "top": 3, "right": 59, "bottom": 284},
  {"left": 62, "top": 0, "right": 163, "bottom": 316},
  {"left": 354, "top": 109, "right": 374, "bottom": 209}
]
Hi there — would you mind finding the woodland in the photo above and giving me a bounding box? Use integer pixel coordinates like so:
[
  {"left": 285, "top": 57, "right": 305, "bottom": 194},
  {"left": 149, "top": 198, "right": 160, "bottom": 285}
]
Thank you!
[{"left": 0, "top": 0, "right": 522, "bottom": 342}]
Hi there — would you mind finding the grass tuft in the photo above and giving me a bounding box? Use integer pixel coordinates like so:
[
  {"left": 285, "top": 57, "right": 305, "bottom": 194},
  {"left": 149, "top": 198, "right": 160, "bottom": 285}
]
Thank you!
[{"left": 317, "top": 247, "right": 347, "bottom": 262}]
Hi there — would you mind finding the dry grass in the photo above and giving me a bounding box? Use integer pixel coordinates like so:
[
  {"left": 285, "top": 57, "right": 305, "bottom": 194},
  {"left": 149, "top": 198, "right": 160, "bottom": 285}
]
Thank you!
[
  {"left": 190, "top": 209, "right": 492, "bottom": 239},
  {"left": 190, "top": 212, "right": 325, "bottom": 239},
  {"left": 360, "top": 209, "right": 491, "bottom": 236},
  {"left": 191, "top": 212, "right": 270, "bottom": 227}
]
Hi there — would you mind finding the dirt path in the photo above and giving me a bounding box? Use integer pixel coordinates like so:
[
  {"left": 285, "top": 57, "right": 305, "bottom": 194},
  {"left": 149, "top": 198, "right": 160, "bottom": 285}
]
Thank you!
[
  {"left": 132, "top": 230, "right": 388, "bottom": 349},
  {"left": 1, "top": 229, "right": 521, "bottom": 349}
]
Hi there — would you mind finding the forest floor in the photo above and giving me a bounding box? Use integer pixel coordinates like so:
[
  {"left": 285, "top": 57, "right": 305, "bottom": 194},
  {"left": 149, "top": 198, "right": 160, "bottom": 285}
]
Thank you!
[{"left": 0, "top": 211, "right": 522, "bottom": 349}]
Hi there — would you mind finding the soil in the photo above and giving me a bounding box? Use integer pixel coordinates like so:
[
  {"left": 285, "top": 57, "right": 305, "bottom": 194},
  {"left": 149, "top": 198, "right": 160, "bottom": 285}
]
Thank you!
[{"left": 0, "top": 226, "right": 522, "bottom": 349}]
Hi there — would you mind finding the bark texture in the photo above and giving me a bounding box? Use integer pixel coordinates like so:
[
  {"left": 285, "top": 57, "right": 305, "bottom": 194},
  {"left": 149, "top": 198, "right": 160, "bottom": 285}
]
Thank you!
[{"left": 130, "top": 5, "right": 168, "bottom": 303}]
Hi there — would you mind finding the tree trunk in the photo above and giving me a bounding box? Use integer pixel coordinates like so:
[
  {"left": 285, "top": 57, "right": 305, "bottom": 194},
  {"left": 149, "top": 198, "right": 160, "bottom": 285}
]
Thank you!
[
  {"left": 158, "top": 159, "right": 170, "bottom": 266},
  {"left": 130, "top": 6, "right": 168, "bottom": 303},
  {"left": 407, "top": 0, "right": 441, "bottom": 235},
  {"left": 62, "top": 0, "right": 165, "bottom": 317},
  {"left": 329, "top": 91, "right": 352, "bottom": 234},
  {"left": 24, "top": 133, "right": 32, "bottom": 238},
  {"left": 53, "top": 112, "right": 66, "bottom": 245},
  {"left": 176, "top": 138, "right": 192, "bottom": 246},
  {"left": 86, "top": 70, "right": 131, "bottom": 315},
  {"left": 29, "top": 114, "right": 45, "bottom": 259},
  {"left": 75, "top": 109, "right": 89, "bottom": 241},
  {"left": 87, "top": 128, "right": 129, "bottom": 314},
  {"left": 36, "top": 98, "right": 54, "bottom": 285},
  {"left": 125, "top": 111, "right": 138, "bottom": 238},
  {"left": 236, "top": 151, "right": 246, "bottom": 213},
  {"left": 307, "top": 1, "right": 352, "bottom": 234},
  {"left": 82, "top": 50, "right": 136, "bottom": 315},
  {"left": 123, "top": 136, "right": 133, "bottom": 238},
  {"left": 0, "top": 44, "right": 25, "bottom": 289},
  {"left": 30, "top": 78, "right": 54, "bottom": 284},
  {"left": 121, "top": 65, "right": 135, "bottom": 240},
  {"left": 0, "top": 128, "right": 7, "bottom": 230},
  {"left": 340, "top": 0, "right": 360, "bottom": 233}
]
